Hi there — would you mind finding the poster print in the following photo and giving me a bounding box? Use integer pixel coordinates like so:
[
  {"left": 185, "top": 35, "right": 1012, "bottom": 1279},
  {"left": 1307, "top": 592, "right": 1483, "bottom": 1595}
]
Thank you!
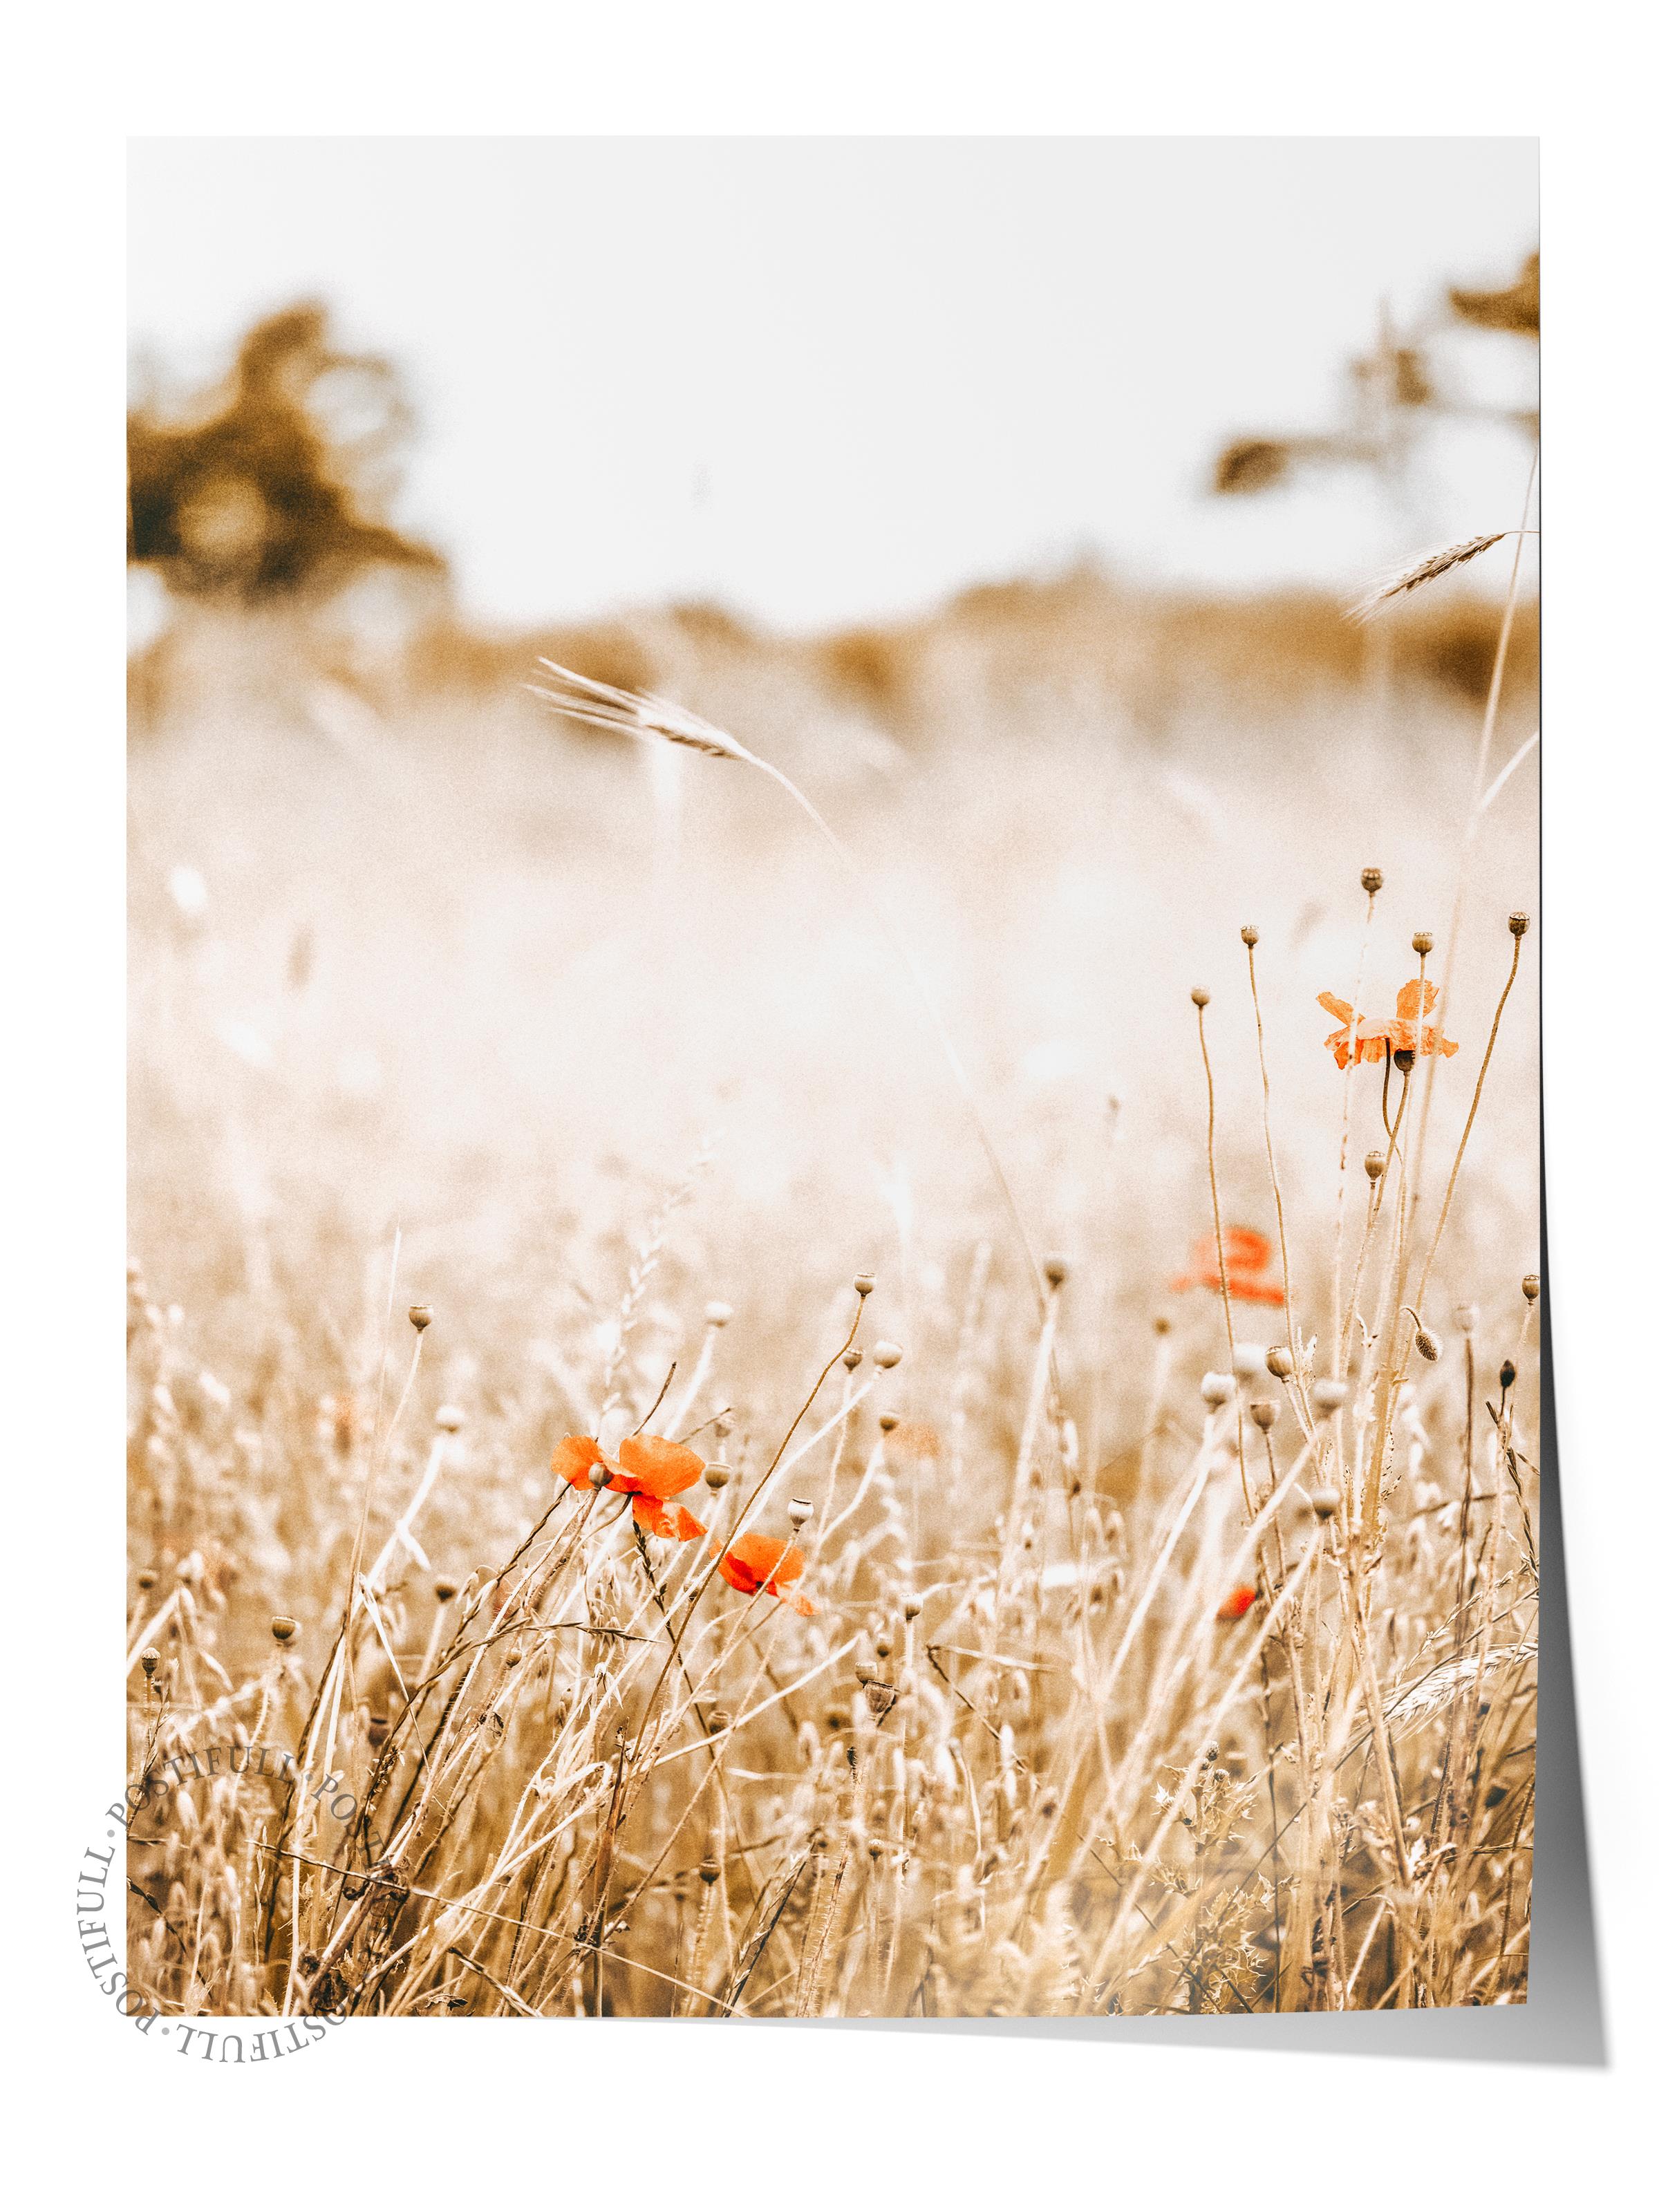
[{"left": 126, "top": 140, "right": 1540, "bottom": 2021}]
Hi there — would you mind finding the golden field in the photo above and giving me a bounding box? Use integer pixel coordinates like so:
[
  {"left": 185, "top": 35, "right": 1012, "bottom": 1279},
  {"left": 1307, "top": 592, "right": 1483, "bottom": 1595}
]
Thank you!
[{"left": 125, "top": 590, "right": 1540, "bottom": 2018}]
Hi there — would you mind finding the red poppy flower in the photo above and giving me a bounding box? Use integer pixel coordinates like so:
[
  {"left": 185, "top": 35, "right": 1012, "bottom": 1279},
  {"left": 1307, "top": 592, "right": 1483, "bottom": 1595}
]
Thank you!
[
  {"left": 1318, "top": 981, "right": 1459, "bottom": 1072},
  {"left": 715, "top": 1532, "right": 814, "bottom": 1615},
  {"left": 550, "top": 1432, "right": 706, "bottom": 1541},
  {"left": 1216, "top": 1584, "right": 1257, "bottom": 1621},
  {"left": 1171, "top": 1226, "right": 1286, "bottom": 1306}
]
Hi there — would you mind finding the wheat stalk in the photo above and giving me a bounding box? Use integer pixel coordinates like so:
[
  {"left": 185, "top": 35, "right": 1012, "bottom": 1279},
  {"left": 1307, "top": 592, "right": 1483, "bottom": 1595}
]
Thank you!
[{"left": 1347, "top": 532, "right": 1516, "bottom": 621}]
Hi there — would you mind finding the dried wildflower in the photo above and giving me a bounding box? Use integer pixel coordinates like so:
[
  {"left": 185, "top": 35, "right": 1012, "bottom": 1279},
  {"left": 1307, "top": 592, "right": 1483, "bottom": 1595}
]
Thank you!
[
  {"left": 1171, "top": 1226, "right": 1286, "bottom": 1306},
  {"left": 716, "top": 1532, "right": 814, "bottom": 1615},
  {"left": 551, "top": 1432, "right": 706, "bottom": 1541},
  {"left": 1216, "top": 1585, "right": 1257, "bottom": 1622},
  {"left": 1319, "top": 980, "right": 1458, "bottom": 1070}
]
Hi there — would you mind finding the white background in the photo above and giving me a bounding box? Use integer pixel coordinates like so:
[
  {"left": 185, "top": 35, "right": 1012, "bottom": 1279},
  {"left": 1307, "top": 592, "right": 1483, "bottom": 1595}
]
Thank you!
[{"left": 6, "top": 5, "right": 1654, "bottom": 2204}]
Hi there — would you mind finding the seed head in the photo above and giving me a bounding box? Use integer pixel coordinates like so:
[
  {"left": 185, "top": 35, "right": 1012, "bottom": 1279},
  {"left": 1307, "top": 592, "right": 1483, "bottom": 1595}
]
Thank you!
[
  {"left": 1152, "top": 1313, "right": 1171, "bottom": 1336},
  {"left": 861, "top": 1681, "right": 899, "bottom": 1718},
  {"left": 854, "top": 1273, "right": 877, "bottom": 1297},
  {"left": 1412, "top": 932, "right": 1434, "bottom": 957},
  {"left": 1312, "top": 1378, "right": 1348, "bottom": 1414},
  {"left": 1499, "top": 1358, "right": 1517, "bottom": 1393},
  {"left": 271, "top": 1616, "right": 298, "bottom": 1644},
  {"left": 1233, "top": 1343, "right": 1268, "bottom": 1380},
  {"left": 872, "top": 1341, "right": 903, "bottom": 1369},
  {"left": 704, "top": 1300, "right": 733, "bottom": 1328},
  {"left": 1190, "top": 986, "right": 1210, "bottom": 1009},
  {"left": 140, "top": 1647, "right": 160, "bottom": 1679},
  {"left": 700, "top": 1849, "right": 721, "bottom": 1886},
  {"left": 1361, "top": 865, "right": 1384, "bottom": 894},
  {"left": 842, "top": 1348, "right": 863, "bottom": 1372},
  {"left": 1043, "top": 1253, "right": 1069, "bottom": 1290},
  {"left": 711, "top": 1707, "right": 731, "bottom": 1734},
  {"left": 1509, "top": 911, "right": 1530, "bottom": 938},
  {"left": 433, "top": 1577, "right": 458, "bottom": 1602},
  {"left": 879, "top": 1410, "right": 899, "bottom": 1432},
  {"left": 788, "top": 1497, "right": 813, "bottom": 1533},
  {"left": 587, "top": 1460, "right": 612, "bottom": 1490},
  {"left": 1248, "top": 1399, "right": 1278, "bottom": 1432},
  {"left": 703, "top": 1460, "right": 731, "bottom": 1490},
  {"left": 434, "top": 1404, "right": 465, "bottom": 1433},
  {"left": 1392, "top": 1046, "right": 1417, "bottom": 1074},
  {"left": 136, "top": 1567, "right": 158, "bottom": 1592},
  {"left": 903, "top": 1595, "right": 922, "bottom": 1622},
  {"left": 1365, "top": 1150, "right": 1386, "bottom": 1183},
  {"left": 1310, "top": 1485, "right": 1341, "bottom": 1520},
  {"left": 1240, "top": 925, "right": 1259, "bottom": 948},
  {"left": 1200, "top": 1371, "right": 1233, "bottom": 1407},
  {"left": 407, "top": 1304, "right": 432, "bottom": 1333},
  {"left": 1414, "top": 1328, "right": 1442, "bottom": 1362},
  {"left": 1265, "top": 1345, "right": 1294, "bottom": 1381},
  {"left": 1521, "top": 1273, "right": 1540, "bottom": 1304}
]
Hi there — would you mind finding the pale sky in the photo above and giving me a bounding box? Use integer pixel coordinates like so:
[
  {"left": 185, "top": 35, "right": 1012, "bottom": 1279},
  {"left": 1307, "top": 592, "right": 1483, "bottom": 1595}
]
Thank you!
[{"left": 129, "top": 138, "right": 1538, "bottom": 632}]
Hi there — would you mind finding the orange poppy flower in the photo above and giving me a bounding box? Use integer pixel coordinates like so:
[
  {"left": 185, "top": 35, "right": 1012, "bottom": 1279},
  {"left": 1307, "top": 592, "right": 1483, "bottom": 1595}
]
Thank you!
[
  {"left": 550, "top": 1431, "right": 706, "bottom": 1541},
  {"left": 1171, "top": 1226, "right": 1286, "bottom": 1306},
  {"left": 1216, "top": 1584, "right": 1257, "bottom": 1621},
  {"left": 1318, "top": 981, "right": 1459, "bottom": 1072},
  {"left": 715, "top": 1532, "right": 814, "bottom": 1615}
]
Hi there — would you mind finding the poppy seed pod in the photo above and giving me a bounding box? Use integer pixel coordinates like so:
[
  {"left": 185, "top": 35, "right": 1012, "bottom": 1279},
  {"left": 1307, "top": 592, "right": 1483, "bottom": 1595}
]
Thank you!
[
  {"left": 704, "top": 1300, "right": 733, "bottom": 1328},
  {"left": 842, "top": 1347, "right": 863, "bottom": 1371},
  {"left": 433, "top": 1577, "right": 458, "bottom": 1602},
  {"left": 271, "top": 1616, "right": 298, "bottom": 1644},
  {"left": 1153, "top": 1313, "right": 1171, "bottom": 1335},
  {"left": 1265, "top": 1345, "right": 1294, "bottom": 1380},
  {"left": 1043, "top": 1253, "right": 1070, "bottom": 1289},
  {"left": 1233, "top": 1343, "right": 1268, "bottom": 1380},
  {"left": 1415, "top": 1328, "right": 1442, "bottom": 1362},
  {"left": 872, "top": 1341, "right": 903, "bottom": 1369},
  {"left": 1310, "top": 1485, "right": 1341, "bottom": 1520},
  {"left": 587, "top": 1460, "right": 612, "bottom": 1490},
  {"left": 1499, "top": 1358, "right": 1517, "bottom": 1392},
  {"left": 711, "top": 1707, "right": 731, "bottom": 1734},
  {"left": 1454, "top": 1305, "right": 1479, "bottom": 1335},
  {"left": 1522, "top": 1273, "right": 1540, "bottom": 1304},
  {"left": 435, "top": 1403, "right": 465, "bottom": 1432},
  {"left": 136, "top": 1567, "right": 158, "bottom": 1591},
  {"left": 1240, "top": 925, "right": 1259, "bottom": 947},
  {"left": 1392, "top": 1046, "right": 1417, "bottom": 1074},
  {"left": 854, "top": 1273, "right": 876, "bottom": 1297},
  {"left": 903, "top": 1595, "right": 922, "bottom": 1622},
  {"left": 1509, "top": 911, "right": 1530, "bottom": 938},
  {"left": 1365, "top": 1150, "right": 1387, "bottom": 1182},
  {"left": 1190, "top": 986, "right": 1210, "bottom": 1008},
  {"left": 1249, "top": 1399, "right": 1278, "bottom": 1432},
  {"left": 703, "top": 1460, "right": 731, "bottom": 1490},
  {"left": 1361, "top": 865, "right": 1384, "bottom": 894},
  {"left": 1412, "top": 932, "right": 1434, "bottom": 957},
  {"left": 1313, "top": 1378, "right": 1349, "bottom": 1415},
  {"left": 879, "top": 1410, "right": 899, "bottom": 1432},
  {"left": 788, "top": 1498, "right": 812, "bottom": 1533},
  {"left": 1200, "top": 1371, "right": 1232, "bottom": 1407},
  {"left": 141, "top": 1647, "right": 160, "bottom": 1678},
  {"left": 407, "top": 1304, "right": 432, "bottom": 1333}
]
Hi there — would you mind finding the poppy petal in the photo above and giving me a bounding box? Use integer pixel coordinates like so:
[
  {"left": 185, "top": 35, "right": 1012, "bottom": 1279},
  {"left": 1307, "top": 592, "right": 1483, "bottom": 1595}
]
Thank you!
[
  {"left": 617, "top": 1433, "right": 704, "bottom": 1499},
  {"left": 552, "top": 1434, "right": 606, "bottom": 1490}
]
